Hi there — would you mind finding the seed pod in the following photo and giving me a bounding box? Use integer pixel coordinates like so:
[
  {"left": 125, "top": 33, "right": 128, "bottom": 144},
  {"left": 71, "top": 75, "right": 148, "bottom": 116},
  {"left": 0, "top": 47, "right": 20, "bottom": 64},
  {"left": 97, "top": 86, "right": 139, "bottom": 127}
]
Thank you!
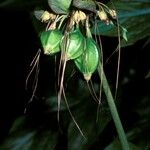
[
  {"left": 40, "top": 29, "right": 63, "bottom": 55},
  {"left": 74, "top": 38, "right": 99, "bottom": 81},
  {"left": 62, "top": 28, "right": 85, "bottom": 60}
]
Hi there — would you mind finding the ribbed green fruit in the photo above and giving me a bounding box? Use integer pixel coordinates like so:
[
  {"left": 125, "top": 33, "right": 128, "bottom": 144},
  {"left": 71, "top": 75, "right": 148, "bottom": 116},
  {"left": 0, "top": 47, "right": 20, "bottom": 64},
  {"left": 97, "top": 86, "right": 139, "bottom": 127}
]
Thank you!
[
  {"left": 74, "top": 38, "right": 99, "bottom": 81},
  {"left": 40, "top": 29, "right": 63, "bottom": 55},
  {"left": 62, "top": 28, "right": 85, "bottom": 60}
]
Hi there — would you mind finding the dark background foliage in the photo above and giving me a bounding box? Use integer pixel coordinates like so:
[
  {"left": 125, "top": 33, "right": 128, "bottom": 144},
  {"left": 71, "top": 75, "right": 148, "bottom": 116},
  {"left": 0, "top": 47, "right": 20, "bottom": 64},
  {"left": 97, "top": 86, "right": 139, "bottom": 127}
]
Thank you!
[{"left": 0, "top": 1, "right": 150, "bottom": 149}]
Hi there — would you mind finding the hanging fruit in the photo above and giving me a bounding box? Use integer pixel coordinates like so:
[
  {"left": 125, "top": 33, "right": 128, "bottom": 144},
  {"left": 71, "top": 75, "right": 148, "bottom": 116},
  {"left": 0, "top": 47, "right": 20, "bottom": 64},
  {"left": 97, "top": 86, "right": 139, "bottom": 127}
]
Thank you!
[
  {"left": 74, "top": 38, "right": 99, "bottom": 81},
  {"left": 61, "top": 27, "right": 85, "bottom": 60},
  {"left": 40, "top": 29, "right": 63, "bottom": 55}
]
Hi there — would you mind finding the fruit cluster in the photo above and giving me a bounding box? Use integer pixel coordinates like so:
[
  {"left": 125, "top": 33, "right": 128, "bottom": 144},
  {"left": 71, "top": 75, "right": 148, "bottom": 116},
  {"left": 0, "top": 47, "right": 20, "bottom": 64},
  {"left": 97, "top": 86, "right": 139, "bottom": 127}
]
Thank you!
[{"left": 36, "top": 2, "right": 117, "bottom": 81}]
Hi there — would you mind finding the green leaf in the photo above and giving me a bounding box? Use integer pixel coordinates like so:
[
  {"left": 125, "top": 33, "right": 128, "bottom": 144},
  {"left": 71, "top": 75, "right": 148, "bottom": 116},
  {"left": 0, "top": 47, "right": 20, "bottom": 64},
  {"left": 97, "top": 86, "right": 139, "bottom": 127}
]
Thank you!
[
  {"left": 48, "top": 0, "right": 72, "bottom": 14},
  {"left": 68, "top": 82, "right": 111, "bottom": 150},
  {"left": 92, "top": 1, "right": 150, "bottom": 47},
  {"left": 92, "top": 21, "right": 128, "bottom": 42},
  {"left": 68, "top": 106, "right": 111, "bottom": 150},
  {"left": 72, "top": 0, "right": 96, "bottom": 12},
  {"left": 92, "top": 21, "right": 116, "bottom": 35},
  {"left": 0, "top": 116, "right": 58, "bottom": 150}
]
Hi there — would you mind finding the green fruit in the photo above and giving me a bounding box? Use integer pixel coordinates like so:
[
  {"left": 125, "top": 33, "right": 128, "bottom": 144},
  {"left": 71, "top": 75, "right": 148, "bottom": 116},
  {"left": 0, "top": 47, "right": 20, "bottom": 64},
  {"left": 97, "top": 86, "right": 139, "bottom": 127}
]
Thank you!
[
  {"left": 74, "top": 38, "right": 99, "bottom": 81},
  {"left": 62, "top": 28, "right": 85, "bottom": 60},
  {"left": 40, "top": 29, "right": 63, "bottom": 55}
]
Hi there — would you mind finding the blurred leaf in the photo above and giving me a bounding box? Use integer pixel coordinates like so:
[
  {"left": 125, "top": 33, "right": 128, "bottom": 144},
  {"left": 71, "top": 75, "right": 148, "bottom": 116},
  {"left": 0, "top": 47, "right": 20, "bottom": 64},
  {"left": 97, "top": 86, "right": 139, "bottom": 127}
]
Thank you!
[
  {"left": 126, "top": 95, "right": 150, "bottom": 149},
  {"left": 104, "top": 139, "right": 141, "bottom": 150},
  {"left": 92, "top": 21, "right": 115, "bottom": 35},
  {"left": 9, "top": 117, "right": 27, "bottom": 133},
  {"left": 72, "top": 0, "right": 96, "bottom": 12},
  {"left": 92, "top": 21, "right": 128, "bottom": 41},
  {"left": 67, "top": 81, "right": 111, "bottom": 150},
  {"left": 45, "top": 96, "right": 80, "bottom": 112},
  {"left": 48, "top": 0, "right": 72, "bottom": 14},
  {"left": 0, "top": 116, "right": 58, "bottom": 150},
  {"left": 145, "top": 70, "right": 150, "bottom": 79},
  {"left": 34, "top": 10, "right": 45, "bottom": 21},
  {"left": 92, "top": 0, "right": 150, "bottom": 47},
  {"left": 135, "top": 96, "right": 150, "bottom": 118},
  {"left": 68, "top": 107, "right": 111, "bottom": 150}
]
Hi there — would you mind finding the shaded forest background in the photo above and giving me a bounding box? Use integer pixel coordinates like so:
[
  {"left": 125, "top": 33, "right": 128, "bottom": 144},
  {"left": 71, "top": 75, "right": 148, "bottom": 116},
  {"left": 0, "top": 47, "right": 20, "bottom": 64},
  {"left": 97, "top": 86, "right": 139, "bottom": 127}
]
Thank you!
[{"left": 0, "top": 2, "right": 150, "bottom": 149}]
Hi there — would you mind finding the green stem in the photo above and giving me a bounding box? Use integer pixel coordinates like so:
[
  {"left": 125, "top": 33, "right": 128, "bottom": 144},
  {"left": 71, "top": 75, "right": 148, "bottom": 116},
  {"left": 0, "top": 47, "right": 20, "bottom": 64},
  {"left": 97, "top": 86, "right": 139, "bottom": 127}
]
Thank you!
[
  {"left": 98, "top": 65, "right": 130, "bottom": 150},
  {"left": 85, "top": 12, "right": 129, "bottom": 149}
]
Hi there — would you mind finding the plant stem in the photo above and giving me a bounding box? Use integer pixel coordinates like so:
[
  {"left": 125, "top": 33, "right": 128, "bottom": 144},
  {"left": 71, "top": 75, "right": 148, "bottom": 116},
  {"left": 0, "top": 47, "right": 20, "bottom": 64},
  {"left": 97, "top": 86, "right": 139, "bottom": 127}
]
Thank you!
[
  {"left": 98, "top": 65, "right": 130, "bottom": 150},
  {"left": 85, "top": 12, "right": 129, "bottom": 149}
]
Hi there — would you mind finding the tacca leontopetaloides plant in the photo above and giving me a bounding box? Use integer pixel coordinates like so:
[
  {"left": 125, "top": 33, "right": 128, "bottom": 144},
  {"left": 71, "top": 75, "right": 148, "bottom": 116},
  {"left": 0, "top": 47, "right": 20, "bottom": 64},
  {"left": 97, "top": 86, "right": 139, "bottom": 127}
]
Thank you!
[{"left": 33, "top": 0, "right": 130, "bottom": 149}]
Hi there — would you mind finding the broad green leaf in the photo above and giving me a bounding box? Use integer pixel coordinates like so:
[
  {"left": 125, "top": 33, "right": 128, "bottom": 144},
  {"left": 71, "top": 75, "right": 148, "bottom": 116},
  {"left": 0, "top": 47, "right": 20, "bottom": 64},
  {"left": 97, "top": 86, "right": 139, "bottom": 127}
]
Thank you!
[
  {"left": 48, "top": 0, "right": 72, "bottom": 14},
  {"left": 92, "top": 21, "right": 128, "bottom": 42},
  {"left": 68, "top": 82, "right": 111, "bottom": 150},
  {"left": 92, "top": 1, "right": 150, "bottom": 47},
  {"left": 72, "top": 0, "right": 96, "bottom": 13},
  {"left": 0, "top": 116, "right": 58, "bottom": 150},
  {"left": 68, "top": 106, "right": 111, "bottom": 150}
]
